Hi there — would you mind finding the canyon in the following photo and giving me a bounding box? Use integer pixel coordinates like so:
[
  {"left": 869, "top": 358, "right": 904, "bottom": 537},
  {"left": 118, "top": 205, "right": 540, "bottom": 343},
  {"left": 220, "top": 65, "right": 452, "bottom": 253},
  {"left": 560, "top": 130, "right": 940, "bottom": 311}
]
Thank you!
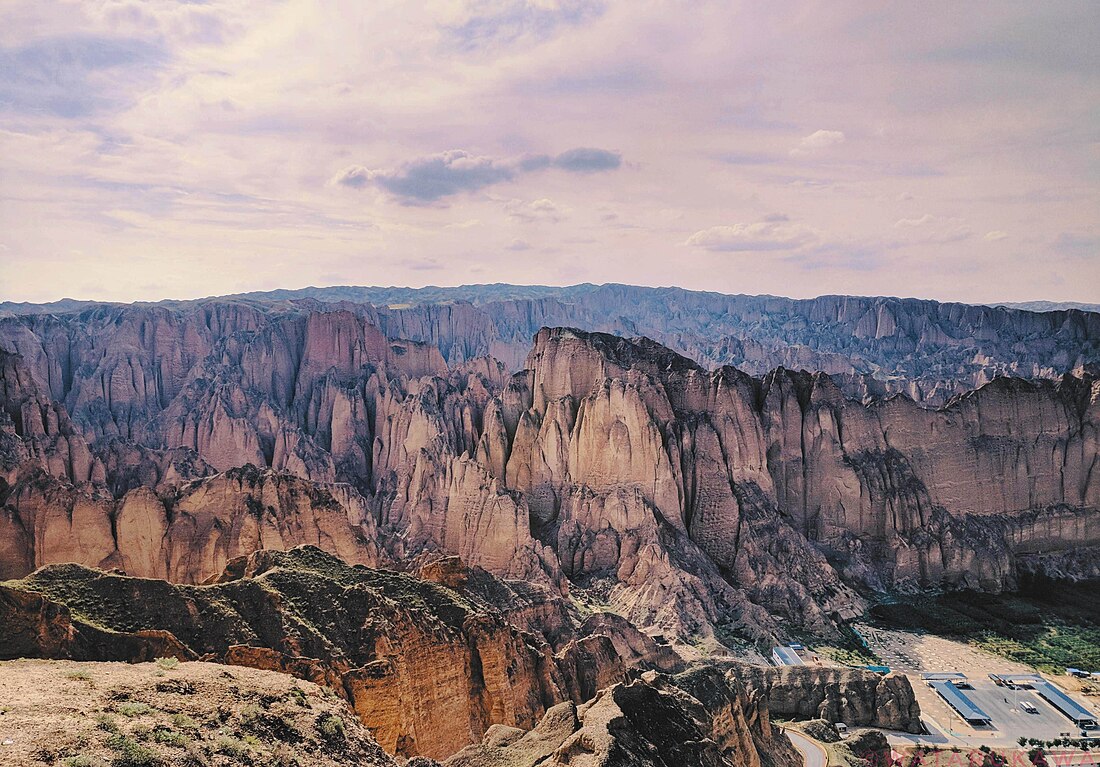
[{"left": 1, "top": 284, "right": 1097, "bottom": 761}]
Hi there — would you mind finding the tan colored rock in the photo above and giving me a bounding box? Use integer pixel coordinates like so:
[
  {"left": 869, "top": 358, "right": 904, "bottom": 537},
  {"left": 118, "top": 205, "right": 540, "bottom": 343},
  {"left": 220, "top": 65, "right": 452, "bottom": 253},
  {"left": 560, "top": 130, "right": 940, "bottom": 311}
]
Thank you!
[
  {"left": 1, "top": 467, "right": 381, "bottom": 583},
  {"left": 446, "top": 667, "right": 802, "bottom": 767},
  {"left": 731, "top": 662, "right": 923, "bottom": 733}
]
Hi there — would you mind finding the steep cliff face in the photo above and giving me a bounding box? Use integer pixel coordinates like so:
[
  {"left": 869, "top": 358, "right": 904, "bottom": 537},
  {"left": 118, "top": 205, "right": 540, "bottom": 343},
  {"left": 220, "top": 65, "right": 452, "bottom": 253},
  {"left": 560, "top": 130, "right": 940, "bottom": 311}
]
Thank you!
[
  {"left": 0, "top": 546, "right": 648, "bottom": 760},
  {"left": 132, "top": 283, "right": 1098, "bottom": 407},
  {"left": 7, "top": 284, "right": 1100, "bottom": 406},
  {"left": 729, "top": 662, "right": 923, "bottom": 733},
  {"left": 445, "top": 666, "right": 802, "bottom": 767},
  {"left": 497, "top": 329, "right": 1099, "bottom": 611},
  {"left": 2, "top": 303, "right": 1098, "bottom": 646},
  {"left": 0, "top": 464, "right": 381, "bottom": 582}
]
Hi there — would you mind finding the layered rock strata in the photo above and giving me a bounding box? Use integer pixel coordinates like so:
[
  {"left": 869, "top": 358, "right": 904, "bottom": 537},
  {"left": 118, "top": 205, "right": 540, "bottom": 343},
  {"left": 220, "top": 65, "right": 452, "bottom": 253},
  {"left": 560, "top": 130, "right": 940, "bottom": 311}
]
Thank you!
[
  {"left": 0, "top": 546, "right": 652, "bottom": 760},
  {"left": 2, "top": 309, "right": 1098, "bottom": 645},
  {"left": 445, "top": 666, "right": 804, "bottom": 767}
]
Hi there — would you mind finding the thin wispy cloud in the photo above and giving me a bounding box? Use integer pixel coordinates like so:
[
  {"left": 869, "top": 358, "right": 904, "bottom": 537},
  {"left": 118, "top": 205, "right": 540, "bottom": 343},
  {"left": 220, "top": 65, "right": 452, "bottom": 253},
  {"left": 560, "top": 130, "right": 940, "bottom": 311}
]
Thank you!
[
  {"left": 441, "top": 0, "right": 605, "bottom": 53},
  {"left": 790, "top": 130, "right": 845, "bottom": 157},
  {"left": 0, "top": 2, "right": 1096, "bottom": 304},
  {"left": 686, "top": 219, "right": 818, "bottom": 252},
  {"left": 0, "top": 35, "right": 167, "bottom": 118}
]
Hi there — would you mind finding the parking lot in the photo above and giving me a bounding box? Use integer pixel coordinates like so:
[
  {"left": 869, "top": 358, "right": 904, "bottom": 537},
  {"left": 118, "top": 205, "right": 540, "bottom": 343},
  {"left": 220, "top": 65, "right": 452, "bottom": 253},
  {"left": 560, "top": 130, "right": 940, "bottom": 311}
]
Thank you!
[{"left": 854, "top": 623, "right": 1100, "bottom": 748}]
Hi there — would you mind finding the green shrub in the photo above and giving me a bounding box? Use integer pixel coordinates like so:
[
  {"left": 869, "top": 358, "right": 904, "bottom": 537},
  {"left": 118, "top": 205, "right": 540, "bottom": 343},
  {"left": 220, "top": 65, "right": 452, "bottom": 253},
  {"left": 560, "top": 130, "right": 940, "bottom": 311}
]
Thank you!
[
  {"left": 170, "top": 713, "right": 198, "bottom": 730},
  {"left": 213, "top": 735, "right": 250, "bottom": 758},
  {"left": 239, "top": 703, "right": 263, "bottom": 725},
  {"left": 117, "top": 702, "right": 152, "bottom": 717},
  {"left": 105, "top": 734, "right": 163, "bottom": 767},
  {"left": 150, "top": 727, "right": 188, "bottom": 748},
  {"left": 63, "top": 756, "right": 109, "bottom": 767},
  {"left": 317, "top": 713, "right": 345, "bottom": 742},
  {"left": 66, "top": 670, "right": 93, "bottom": 682},
  {"left": 96, "top": 714, "right": 120, "bottom": 733},
  {"left": 153, "top": 658, "right": 179, "bottom": 670}
]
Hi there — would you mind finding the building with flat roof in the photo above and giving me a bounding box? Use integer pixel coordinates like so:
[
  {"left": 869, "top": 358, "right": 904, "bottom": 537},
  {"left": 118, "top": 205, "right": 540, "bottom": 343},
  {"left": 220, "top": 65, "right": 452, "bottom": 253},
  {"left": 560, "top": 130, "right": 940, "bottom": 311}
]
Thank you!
[
  {"left": 771, "top": 646, "right": 804, "bottom": 667},
  {"left": 1031, "top": 680, "right": 1098, "bottom": 728},
  {"left": 929, "top": 680, "right": 992, "bottom": 726}
]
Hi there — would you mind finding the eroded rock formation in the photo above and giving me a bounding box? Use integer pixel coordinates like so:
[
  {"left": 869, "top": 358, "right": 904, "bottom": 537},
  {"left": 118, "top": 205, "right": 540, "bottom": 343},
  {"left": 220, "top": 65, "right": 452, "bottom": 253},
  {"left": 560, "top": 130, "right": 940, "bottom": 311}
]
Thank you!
[
  {"left": 0, "top": 546, "right": 648, "bottom": 760},
  {"left": 1, "top": 302, "right": 1098, "bottom": 647},
  {"left": 446, "top": 666, "right": 803, "bottom": 767}
]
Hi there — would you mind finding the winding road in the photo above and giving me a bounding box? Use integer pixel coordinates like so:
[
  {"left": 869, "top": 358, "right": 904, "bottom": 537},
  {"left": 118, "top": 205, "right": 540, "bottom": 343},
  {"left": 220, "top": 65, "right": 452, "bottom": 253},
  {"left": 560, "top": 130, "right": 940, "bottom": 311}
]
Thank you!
[{"left": 784, "top": 729, "right": 829, "bottom": 767}]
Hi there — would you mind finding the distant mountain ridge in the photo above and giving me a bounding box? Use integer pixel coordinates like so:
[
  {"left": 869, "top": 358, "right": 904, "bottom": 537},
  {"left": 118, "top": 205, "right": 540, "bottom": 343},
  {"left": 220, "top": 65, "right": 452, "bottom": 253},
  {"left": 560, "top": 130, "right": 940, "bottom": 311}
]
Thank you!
[
  {"left": 996, "top": 300, "right": 1100, "bottom": 313},
  {"left": 3, "top": 282, "right": 1099, "bottom": 406}
]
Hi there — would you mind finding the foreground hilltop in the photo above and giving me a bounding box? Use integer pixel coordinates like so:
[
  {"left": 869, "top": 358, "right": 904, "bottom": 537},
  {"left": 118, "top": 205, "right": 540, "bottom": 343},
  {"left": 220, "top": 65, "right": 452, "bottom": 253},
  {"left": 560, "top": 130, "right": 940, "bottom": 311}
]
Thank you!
[
  {"left": 0, "top": 545, "right": 921, "bottom": 762},
  {"left": 4, "top": 282, "right": 1099, "bottom": 405},
  {"left": 0, "top": 658, "right": 396, "bottom": 767},
  {"left": 2, "top": 304, "right": 1098, "bottom": 647}
]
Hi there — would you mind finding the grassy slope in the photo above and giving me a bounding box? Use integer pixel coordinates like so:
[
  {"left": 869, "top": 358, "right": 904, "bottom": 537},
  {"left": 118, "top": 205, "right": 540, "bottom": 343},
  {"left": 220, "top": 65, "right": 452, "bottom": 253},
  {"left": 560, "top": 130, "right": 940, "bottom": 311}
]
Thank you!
[{"left": 869, "top": 581, "right": 1100, "bottom": 674}]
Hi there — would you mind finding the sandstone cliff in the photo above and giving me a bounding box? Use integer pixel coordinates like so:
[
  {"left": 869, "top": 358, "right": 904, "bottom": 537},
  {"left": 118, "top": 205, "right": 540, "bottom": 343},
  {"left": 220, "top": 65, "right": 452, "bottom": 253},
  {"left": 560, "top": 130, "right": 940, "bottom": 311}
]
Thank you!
[
  {"left": 445, "top": 666, "right": 802, "bottom": 767},
  {"left": 728, "top": 662, "right": 923, "bottom": 733},
  {"left": 92, "top": 282, "right": 1094, "bottom": 407},
  {"left": 2, "top": 305, "right": 1098, "bottom": 647},
  {"left": 0, "top": 546, "right": 661, "bottom": 760}
]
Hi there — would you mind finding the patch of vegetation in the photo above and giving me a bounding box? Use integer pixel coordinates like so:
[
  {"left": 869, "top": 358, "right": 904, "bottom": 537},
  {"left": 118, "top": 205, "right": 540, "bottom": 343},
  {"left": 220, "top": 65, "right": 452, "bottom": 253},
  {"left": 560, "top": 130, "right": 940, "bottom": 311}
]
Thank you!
[
  {"left": 95, "top": 714, "right": 120, "bottom": 733},
  {"left": 239, "top": 703, "right": 263, "bottom": 725},
  {"left": 104, "top": 734, "right": 163, "bottom": 767},
  {"left": 213, "top": 734, "right": 251, "bottom": 758},
  {"left": 63, "top": 756, "right": 109, "bottom": 767},
  {"left": 116, "top": 702, "right": 153, "bottom": 718},
  {"left": 316, "top": 713, "right": 345, "bottom": 745},
  {"left": 170, "top": 713, "right": 198, "bottom": 730},
  {"left": 149, "top": 726, "right": 189, "bottom": 748},
  {"left": 800, "top": 624, "right": 881, "bottom": 667},
  {"left": 286, "top": 686, "right": 308, "bottom": 707},
  {"left": 870, "top": 580, "right": 1100, "bottom": 673},
  {"left": 153, "top": 657, "right": 179, "bottom": 670},
  {"left": 65, "top": 669, "right": 94, "bottom": 682}
]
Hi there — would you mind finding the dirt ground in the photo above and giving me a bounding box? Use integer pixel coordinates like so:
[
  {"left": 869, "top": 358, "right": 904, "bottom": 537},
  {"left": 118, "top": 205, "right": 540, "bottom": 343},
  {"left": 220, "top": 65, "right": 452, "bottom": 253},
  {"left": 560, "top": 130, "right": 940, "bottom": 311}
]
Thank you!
[
  {"left": 853, "top": 623, "right": 1038, "bottom": 675},
  {"left": 0, "top": 659, "right": 394, "bottom": 767}
]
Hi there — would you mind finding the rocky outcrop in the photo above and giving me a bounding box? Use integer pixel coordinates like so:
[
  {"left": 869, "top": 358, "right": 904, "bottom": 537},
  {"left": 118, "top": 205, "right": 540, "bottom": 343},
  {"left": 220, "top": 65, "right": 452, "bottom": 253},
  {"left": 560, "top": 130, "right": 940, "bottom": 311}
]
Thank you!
[
  {"left": 8, "top": 284, "right": 1100, "bottom": 406},
  {"left": 0, "top": 546, "right": 647, "bottom": 760},
  {"left": 2, "top": 300, "right": 1098, "bottom": 646},
  {"left": 0, "top": 465, "right": 381, "bottom": 582},
  {"left": 731, "top": 663, "right": 923, "bottom": 733},
  {"left": 490, "top": 328, "right": 1100, "bottom": 638},
  {"left": 446, "top": 666, "right": 802, "bottom": 767},
  {"left": 125, "top": 283, "right": 1097, "bottom": 407},
  {"left": 0, "top": 659, "right": 399, "bottom": 767}
]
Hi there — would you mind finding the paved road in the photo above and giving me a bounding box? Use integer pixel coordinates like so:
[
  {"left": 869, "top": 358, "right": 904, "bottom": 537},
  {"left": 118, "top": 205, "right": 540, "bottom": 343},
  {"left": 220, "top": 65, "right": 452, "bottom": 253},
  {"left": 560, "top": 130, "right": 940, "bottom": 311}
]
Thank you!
[{"left": 785, "top": 729, "right": 828, "bottom": 767}]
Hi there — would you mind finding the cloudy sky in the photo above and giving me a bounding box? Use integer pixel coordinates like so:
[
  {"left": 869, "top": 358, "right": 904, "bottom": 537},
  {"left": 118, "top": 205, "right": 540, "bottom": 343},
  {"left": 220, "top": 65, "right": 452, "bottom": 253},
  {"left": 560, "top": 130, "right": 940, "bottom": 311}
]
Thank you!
[{"left": 1, "top": 1, "right": 1097, "bottom": 304}]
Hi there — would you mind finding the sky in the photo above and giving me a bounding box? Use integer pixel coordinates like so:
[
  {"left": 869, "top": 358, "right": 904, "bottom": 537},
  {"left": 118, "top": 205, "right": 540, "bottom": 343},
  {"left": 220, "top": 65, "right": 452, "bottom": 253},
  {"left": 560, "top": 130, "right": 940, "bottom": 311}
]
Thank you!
[{"left": 1, "top": 1, "right": 1098, "bottom": 305}]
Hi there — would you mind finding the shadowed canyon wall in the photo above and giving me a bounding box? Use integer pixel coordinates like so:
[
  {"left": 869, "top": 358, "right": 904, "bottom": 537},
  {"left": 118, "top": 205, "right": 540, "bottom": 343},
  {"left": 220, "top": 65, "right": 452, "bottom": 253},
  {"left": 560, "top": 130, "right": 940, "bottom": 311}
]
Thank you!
[{"left": 2, "top": 302, "right": 1098, "bottom": 645}]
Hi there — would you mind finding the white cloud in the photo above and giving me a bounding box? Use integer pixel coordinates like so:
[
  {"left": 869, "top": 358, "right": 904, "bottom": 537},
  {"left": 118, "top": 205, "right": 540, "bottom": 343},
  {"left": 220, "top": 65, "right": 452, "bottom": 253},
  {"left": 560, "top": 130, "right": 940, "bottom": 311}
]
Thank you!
[
  {"left": 894, "top": 214, "right": 972, "bottom": 243},
  {"left": 686, "top": 219, "right": 818, "bottom": 252},
  {"left": 506, "top": 197, "right": 565, "bottom": 223},
  {"left": 895, "top": 214, "right": 936, "bottom": 228},
  {"left": 790, "top": 130, "right": 845, "bottom": 156}
]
